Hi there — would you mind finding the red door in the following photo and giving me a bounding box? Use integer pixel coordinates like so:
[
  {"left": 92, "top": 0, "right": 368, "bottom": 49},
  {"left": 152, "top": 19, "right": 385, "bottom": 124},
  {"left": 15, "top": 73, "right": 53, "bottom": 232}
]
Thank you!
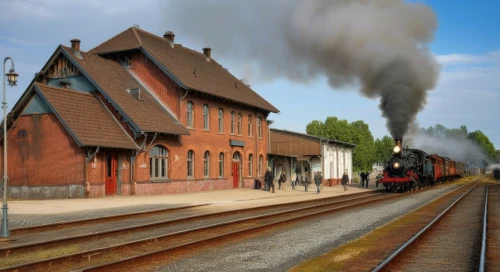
[
  {"left": 105, "top": 153, "right": 117, "bottom": 195},
  {"left": 232, "top": 162, "right": 239, "bottom": 188}
]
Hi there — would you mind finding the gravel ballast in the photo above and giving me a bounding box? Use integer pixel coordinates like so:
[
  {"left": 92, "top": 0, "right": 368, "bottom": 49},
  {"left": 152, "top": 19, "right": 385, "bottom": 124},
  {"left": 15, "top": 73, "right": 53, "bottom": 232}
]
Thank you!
[{"left": 149, "top": 185, "right": 463, "bottom": 272}]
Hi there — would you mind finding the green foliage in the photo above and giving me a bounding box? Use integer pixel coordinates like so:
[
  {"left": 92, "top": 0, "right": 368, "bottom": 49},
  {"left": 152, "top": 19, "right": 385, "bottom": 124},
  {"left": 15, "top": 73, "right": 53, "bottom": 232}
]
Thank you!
[
  {"left": 306, "top": 117, "right": 375, "bottom": 172},
  {"left": 374, "top": 135, "right": 394, "bottom": 164},
  {"left": 421, "top": 124, "right": 496, "bottom": 161},
  {"left": 305, "top": 120, "right": 326, "bottom": 137},
  {"left": 468, "top": 130, "right": 496, "bottom": 160}
]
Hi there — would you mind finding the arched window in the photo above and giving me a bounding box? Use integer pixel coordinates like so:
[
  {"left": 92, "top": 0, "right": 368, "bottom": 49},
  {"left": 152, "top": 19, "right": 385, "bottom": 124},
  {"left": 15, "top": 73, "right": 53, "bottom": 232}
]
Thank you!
[
  {"left": 219, "top": 152, "right": 224, "bottom": 177},
  {"left": 203, "top": 104, "right": 209, "bottom": 130},
  {"left": 187, "top": 101, "right": 193, "bottom": 128},
  {"left": 150, "top": 145, "right": 168, "bottom": 179},
  {"left": 248, "top": 115, "right": 252, "bottom": 137},
  {"left": 218, "top": 108, "right": 224, "bottom": 133},
  {"left": 187, "top": 150, "right": 194, "bottom": 177},
  {"left": 237, "top": 113, "right": 242, "bottom": 135},
  {"left": 231, "top": 111, "right": 235, "bottom": 134},
  {"left": 258, "top": 155, "right": 263, "bottom": 176},
  {"left": 258, "top": 117, "right": 262, "bottom": 138},
  {"left": 248, "top": 154, "right": 253, "bottom": 177},
  {"left": 204, "top": 151, "right": 210, "bottom": 177}
]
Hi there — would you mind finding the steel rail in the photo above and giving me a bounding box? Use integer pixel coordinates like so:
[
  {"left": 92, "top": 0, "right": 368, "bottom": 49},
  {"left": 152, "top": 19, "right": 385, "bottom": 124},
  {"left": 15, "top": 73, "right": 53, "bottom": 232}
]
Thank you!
[
  {"left": 10, "top": 191, "right": 382, "bottom": 235},
  {"left": 3, "top": 191, "right": 406, "bottom": 271},
  {"left": 479, "top": 185, "right": 488, "bottom": 272},
  {"left": 1, "top": 191, "right": 384, "bottom": 255},
  {"left": 372, "top": 177, "right": 483, "bottom": 272}
]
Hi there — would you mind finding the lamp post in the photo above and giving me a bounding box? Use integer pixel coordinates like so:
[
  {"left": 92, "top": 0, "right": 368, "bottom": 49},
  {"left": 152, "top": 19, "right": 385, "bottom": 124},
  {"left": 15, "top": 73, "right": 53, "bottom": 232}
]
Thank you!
[{"left": 1, "top": 57, "right": 18, "bottom": 238}]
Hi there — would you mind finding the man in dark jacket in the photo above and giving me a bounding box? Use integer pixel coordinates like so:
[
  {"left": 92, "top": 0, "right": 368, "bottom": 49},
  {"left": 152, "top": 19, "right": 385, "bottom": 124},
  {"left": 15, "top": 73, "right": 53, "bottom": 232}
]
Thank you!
[
  {"left": 278, "top": 169, "right": 286, "bottom": 190},
  {"left": 359, "top": 172, "right": 365, "bottom": 188},
  {"left": 265, "top": 167, "right": 275, "bottom": 193},
  {"left": 304, "top": 172, "right": 309, "bottom": 192},
  {"left": 315, "top": 172, "right": 322, "bottom": 193}
]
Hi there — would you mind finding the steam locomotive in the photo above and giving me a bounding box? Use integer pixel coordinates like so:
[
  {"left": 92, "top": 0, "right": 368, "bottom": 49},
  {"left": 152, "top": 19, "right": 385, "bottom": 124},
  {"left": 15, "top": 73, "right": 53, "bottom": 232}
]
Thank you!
[{"left": 379, "top": 138, "right": 464, "bottom": 192}]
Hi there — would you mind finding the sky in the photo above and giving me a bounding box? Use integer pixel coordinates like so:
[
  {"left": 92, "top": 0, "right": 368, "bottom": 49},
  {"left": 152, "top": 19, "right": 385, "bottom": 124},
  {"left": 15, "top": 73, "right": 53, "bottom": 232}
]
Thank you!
[{"left": 0, "top": 0, "right": 499, "bottom": 147}]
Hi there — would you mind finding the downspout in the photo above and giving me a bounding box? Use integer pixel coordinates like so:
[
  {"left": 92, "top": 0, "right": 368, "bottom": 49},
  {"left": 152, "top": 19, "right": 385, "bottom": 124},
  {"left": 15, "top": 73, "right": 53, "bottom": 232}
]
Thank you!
[
  {"left": 84, "top": 146, "right": 100, "bottom": 198},
  {"left": 179, "top": 88, "right": 189, "bottom": 118},
  {"left": 130, "top": 150, "right": 137, "bottom": 195},
  {"left": 131, "top": 132, "right": 148, "bottom": 195}
]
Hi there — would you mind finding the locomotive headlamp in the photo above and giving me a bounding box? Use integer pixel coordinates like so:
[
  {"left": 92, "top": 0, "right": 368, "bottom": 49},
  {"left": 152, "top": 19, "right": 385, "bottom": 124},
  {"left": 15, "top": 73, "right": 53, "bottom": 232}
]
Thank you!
[
  {"left": 393, "top": 146, "right": 401, "bottom": 153},
  {"left": 393, "top": 162, "right": 400, "bottom": 169}
]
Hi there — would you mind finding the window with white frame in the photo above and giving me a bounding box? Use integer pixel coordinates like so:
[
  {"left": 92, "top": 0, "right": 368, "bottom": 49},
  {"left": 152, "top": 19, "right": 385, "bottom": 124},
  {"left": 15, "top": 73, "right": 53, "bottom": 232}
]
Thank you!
[
  {"left": 150, "top": 145, "right": 168, "bottom": 179},
  {"left": 248, "top": 154, "right": 253, "bottom": 176},
  {"left": 187, "top": 101, "right": 194, "bottom": 128},
  {"left": 248, "top": 115, "right": 252, "bottom": 136},
  {"left": 218, "top": 108, "right": 224, "bottom": 133},
  {"left": 219, "top": 152, "right": 224, "bottom": 177},
  {"left": 204, "top": 151, "right": 210, "bottom": 177},
  {"left": 187, "top": 150, "right": 194, "bottom": 177},
  {"left": 203, "top": 104, "right": 209, "bottom": 130},
  {"left": 237, "top": 113, "right": 242, "bottom": 135},
  {"left": 231, "top": 111, "right": 235, "bottom": 134},
  {"left": 258, "top": 117, "right": 262, "bottom": 138}
]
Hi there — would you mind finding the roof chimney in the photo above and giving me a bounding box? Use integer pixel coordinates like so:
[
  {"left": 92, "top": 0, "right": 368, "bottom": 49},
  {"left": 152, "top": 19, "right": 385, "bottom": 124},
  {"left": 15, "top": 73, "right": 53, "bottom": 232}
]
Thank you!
[
  {"left": 163, "top": 31, "right": 175, "bottom": 48},
  {"left": 70, "top": 39, "right": 81, "bottom": 52},
  {"left": 203, "top": 48, "right": 211, "bottom": 59}
]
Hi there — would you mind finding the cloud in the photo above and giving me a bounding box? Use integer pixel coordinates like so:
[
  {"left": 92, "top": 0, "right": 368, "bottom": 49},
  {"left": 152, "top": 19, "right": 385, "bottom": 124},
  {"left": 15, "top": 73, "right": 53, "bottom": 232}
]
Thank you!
[{"left": 436, "top": 51, "right": 500, "bottom": 66}]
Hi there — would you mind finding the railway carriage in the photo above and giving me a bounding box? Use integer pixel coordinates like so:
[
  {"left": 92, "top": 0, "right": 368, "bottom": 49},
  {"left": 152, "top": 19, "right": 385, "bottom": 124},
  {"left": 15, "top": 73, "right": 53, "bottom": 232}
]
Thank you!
[{"left": 379, "top": 138, "right": 464, "bottom": 192}]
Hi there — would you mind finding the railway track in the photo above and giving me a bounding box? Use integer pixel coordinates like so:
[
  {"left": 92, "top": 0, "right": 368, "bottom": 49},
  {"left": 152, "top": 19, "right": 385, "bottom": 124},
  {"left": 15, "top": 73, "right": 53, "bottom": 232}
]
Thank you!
[
  {"left": 372, "top": 179, "right": 492, "bottom": 272},
  {"left": 0, "top": 186, "right": 445, "bottom": 272}
]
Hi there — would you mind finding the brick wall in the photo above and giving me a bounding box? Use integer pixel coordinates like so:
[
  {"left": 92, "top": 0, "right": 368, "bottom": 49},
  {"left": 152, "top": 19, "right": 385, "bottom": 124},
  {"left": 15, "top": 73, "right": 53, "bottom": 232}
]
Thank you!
[
  {"left": 1, "top": 113, "right": 84, "bottom": 186},
  {"left": 129, "top": 51, "right": 270, "bottom": 190}
]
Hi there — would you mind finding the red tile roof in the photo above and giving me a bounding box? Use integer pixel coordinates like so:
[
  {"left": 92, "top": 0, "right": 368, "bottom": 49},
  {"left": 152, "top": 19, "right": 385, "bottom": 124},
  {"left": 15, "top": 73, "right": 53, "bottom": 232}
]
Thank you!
[
  {"left": 91, "top": 27, "right": 279, "bottom": 113},
  {"left": 35, "top": 83, "right": 138, "bottom": 149},
  {"left": 60, "top": 45, "right": 190, "bottom": 136}
]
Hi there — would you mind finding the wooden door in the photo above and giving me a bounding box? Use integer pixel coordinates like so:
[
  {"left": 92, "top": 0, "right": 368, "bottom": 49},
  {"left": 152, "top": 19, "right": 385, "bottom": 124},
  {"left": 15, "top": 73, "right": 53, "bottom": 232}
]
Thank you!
[
  {"left": 232, "top": 162, "right": 239, "bottom": 188},
  {"left": 105, "top": 153, "right": 117, "bottom": 195}
]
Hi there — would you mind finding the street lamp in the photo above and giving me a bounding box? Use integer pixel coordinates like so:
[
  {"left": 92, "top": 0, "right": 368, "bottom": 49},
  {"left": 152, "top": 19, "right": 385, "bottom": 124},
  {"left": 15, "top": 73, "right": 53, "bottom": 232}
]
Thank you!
[{"left": 1, "top": 57, "right": 18, "bottom": 238}]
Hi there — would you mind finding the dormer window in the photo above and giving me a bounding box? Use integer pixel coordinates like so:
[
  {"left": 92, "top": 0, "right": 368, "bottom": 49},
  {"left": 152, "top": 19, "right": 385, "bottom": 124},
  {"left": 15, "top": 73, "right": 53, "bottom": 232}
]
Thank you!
[
  {"left": 127, "top": 88, "right": 144, "bottom": 101},
  {"left": 123, "top": 56, "right": 132, "bottom": 67}
]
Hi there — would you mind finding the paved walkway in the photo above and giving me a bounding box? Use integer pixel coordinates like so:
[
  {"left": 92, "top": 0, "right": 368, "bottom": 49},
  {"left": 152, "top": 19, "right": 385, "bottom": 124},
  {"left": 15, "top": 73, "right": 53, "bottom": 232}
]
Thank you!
[{"left": 7, "top": 183, "right": 379, "bottom": 215}]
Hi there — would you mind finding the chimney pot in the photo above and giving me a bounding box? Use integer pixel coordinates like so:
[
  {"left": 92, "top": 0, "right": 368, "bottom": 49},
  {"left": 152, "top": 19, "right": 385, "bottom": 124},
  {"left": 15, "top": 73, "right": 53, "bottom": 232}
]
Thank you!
[
  {"left": 163, "top": 31, "right": 175, "bottom": 42},
  {"left": 203, "top": 47, "right": 211, "bottom": 58},
  {"left": 70, "top": 39, "right": 81, "bottom": 52}
]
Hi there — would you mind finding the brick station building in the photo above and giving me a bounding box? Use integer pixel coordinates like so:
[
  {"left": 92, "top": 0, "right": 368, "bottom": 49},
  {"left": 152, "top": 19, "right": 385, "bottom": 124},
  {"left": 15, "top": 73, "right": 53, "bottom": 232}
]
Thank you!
[{"left": 1, "top": 27, "right": 278, "bottom": 199}]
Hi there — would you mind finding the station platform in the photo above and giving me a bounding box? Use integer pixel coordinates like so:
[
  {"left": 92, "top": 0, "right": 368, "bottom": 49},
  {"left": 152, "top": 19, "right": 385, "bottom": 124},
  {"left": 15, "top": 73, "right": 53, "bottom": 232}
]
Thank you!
[
  {"left": 0, "top": 182, "right": 381, "bottom": 229},
  {"left": 7, "top": 182, "right": 380, "bottom": 216}
]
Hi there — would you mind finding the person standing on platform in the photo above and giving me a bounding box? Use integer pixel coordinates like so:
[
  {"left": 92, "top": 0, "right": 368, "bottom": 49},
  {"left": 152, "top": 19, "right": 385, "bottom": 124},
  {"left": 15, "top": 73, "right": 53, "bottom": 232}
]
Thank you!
[
  {"left": 291, "top": 173, "right": 297, "bottom": 190},
  {"left": 265, "top": 167, "right": 275, "bottom": 193},
  {"left": 304, "top": 172, "right": 309, "bottom": 192},
  {"left": 315, "top": 172, "right": 322, "bottom": 194},
  {"left": 278, "top": 169, "right": 286, "bottom": 191},
  {"left": 359, "top": 171, "right": 365, "bottom": 188},
  {"left": 342, "top": 170, "right": 350, "bottom": 191},
  {"left": 365, "top": 171, "right": 370, "bottom": 188}
]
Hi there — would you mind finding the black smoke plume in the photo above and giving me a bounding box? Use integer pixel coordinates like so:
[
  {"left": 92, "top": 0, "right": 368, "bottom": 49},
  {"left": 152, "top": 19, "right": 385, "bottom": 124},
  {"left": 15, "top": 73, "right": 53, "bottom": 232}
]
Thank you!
[{"left": 162, "top": 0, "right": 440, "bottom": 138}]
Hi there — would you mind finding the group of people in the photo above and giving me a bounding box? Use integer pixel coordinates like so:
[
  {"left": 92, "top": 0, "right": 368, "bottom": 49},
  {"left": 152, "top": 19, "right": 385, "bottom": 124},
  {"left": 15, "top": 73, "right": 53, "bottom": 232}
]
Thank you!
[
  {"left": 359, "top": 171, "right": 371, "bottom": 188},
  {"left": 261, "top": 167, "right": 352, "bottom": 193}
]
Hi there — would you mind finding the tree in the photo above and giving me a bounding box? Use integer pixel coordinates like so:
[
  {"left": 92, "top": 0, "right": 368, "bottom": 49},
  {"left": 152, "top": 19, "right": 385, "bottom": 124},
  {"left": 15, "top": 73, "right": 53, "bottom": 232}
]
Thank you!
[
  {"left": 374, "top": 135, "right": 394, "bottom": 165},
  {"left": 468, "top": 130, "right": 496, "bottom": 160},
  {"left": 306, "top": 117, "right": 376, "bottom": 172},
  {"left": 306, "top": 120, "right": 326, "bottom": 137}
]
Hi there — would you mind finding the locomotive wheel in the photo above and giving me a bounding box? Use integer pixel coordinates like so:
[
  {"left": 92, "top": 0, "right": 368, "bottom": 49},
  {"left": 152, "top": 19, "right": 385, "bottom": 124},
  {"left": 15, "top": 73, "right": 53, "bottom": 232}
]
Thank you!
[{"left": 391, "top": 183, "right": 397, "bottom": 193}]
